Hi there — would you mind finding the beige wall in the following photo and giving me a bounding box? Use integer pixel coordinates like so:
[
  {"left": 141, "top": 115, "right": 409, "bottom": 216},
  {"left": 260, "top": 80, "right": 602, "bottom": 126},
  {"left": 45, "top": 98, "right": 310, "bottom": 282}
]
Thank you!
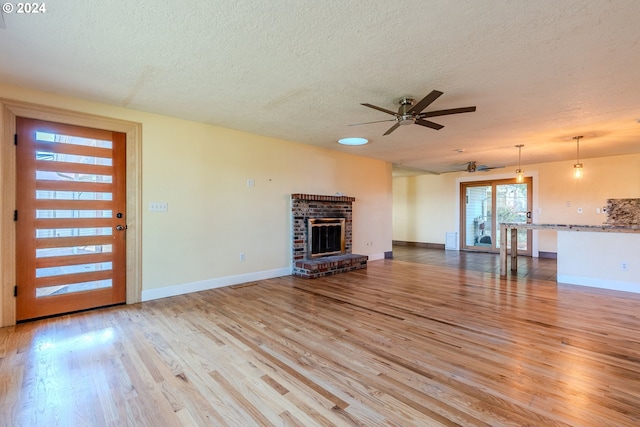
[
  {"left": 558, "top": 231, "right": 640, "bottom": 292},
  {"left": 393, "top": 173, "right": 459, "bottom": 244},
  {"left": 393, "top": 153, "right": 640, "bottom": 253},
  {"left": 1, "top": 84, "right": 392, "bottom": 305}
]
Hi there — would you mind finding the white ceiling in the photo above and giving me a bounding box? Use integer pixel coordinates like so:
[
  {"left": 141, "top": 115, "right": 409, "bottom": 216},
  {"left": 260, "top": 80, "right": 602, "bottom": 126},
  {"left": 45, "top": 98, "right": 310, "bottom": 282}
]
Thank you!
[{"left": 1, "top": 1, "right": 639, "bottom": 175}]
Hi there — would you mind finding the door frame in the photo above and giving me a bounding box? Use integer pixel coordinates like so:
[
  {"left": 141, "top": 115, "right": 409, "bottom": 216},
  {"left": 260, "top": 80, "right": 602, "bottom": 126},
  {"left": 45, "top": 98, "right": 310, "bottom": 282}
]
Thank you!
[
  {"left": 1, "top": 99, "right": 142, "bottom": 326},
  {"left": 455, "top": 171, "right": 539, "bottom": 257},
  {"left": 459, "top": 177, "right": 533, "bottom": 255}
]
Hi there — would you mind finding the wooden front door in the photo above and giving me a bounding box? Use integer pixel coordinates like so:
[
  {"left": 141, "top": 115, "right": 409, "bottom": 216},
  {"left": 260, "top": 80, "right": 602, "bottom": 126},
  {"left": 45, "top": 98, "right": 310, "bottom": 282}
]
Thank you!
[{"left": 16, "top": 118, "right": 127, "bottom": 321}]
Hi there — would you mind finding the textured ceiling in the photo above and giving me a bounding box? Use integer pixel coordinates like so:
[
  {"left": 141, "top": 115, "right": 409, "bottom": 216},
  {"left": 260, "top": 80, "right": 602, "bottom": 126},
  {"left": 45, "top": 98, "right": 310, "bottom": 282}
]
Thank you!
[{"left": 1, "top": 1, "right": 639, "bottom": 175}]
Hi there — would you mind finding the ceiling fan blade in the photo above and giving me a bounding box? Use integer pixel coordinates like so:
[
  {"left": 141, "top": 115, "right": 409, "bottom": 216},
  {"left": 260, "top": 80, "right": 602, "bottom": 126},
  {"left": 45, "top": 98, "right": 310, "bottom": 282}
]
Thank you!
[
  {"left": 415, "top": 119, "right": 444, "bottom": 130},
  {"left": 476, "top": 165, "right": 505, "bottom": 171},
  {"left": 349, "top": 119, "right": 397, "bottom": 126},
  {"left": 419, "top": 106, "right": 477, "bottom": 118},
  {"left": 361, "top": 103, "right": 398, "bottom": 116},
  {"left": 383, "top": 123, "right": 401, "bottom": 136},
  {"left": 407, "top": 90, "right": 443, "bottom": 115}
]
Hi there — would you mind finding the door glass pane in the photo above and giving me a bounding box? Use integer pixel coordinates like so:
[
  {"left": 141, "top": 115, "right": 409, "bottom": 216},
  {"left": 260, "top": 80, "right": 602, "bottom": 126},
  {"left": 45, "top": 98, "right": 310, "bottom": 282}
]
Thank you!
[
  {"left": 36, "top": 262, "right": 113, "bottom": 278},
  {"left": 35, "top": 151, "right": 112, "bottom": 166},
  {"left": 36, "top": 227, "right": 112, "bottom": 238},
  {"left": 465, "top": 185, "right": 493, "bottom": 248},
  {"left": 36, "top": 190, "right": 113, "bottom": 200},
  {"left": 36, "top": 279, "right": 112, "bottom": 298},
  {"left": 496, "top": 183, "right": 528, "bottom": 250},
  {"left": 35, "top": 131, "right": 113, "bottom": 149},
  {"left": 36, "top": 170, "right": 113, "bottom": 183},
  {"left": 36, "top": 210, "right": 112, "bottom": 219},
  {"left": 36, "top": 244, "right": 113, "bottom": 258}
]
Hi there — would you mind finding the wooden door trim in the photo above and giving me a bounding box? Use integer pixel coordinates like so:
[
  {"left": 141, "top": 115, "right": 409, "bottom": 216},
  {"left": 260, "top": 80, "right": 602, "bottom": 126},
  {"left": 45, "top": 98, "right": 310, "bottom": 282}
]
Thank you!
[
  {"left": 459, "top": 177, "right": 533, "bottom": 254},
  {"left": 0, "top": 98, "right": 142, "bottom": 326}
]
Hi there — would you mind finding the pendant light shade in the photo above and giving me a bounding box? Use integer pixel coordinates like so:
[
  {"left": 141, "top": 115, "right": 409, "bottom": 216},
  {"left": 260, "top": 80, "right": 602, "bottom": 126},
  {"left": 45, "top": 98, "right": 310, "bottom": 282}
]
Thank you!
[
  {"left": 515, "top": 144, "right": 524, "bottom": 183},
  {"left": 573, "top": 136, "right": 583, "bottom": 178}
]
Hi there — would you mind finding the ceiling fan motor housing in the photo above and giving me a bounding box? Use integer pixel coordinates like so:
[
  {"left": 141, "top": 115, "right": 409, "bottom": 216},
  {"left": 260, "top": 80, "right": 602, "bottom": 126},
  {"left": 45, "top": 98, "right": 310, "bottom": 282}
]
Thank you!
[{"left": 398, "top": 98, "right": 416, "bottom": 124}]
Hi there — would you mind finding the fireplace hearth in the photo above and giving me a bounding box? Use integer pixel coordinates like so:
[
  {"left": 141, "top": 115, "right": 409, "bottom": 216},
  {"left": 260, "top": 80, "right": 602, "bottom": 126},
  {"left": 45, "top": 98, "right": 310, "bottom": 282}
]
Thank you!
[{"left": 291, "top": 194, "right": 368, "bottom": 278}]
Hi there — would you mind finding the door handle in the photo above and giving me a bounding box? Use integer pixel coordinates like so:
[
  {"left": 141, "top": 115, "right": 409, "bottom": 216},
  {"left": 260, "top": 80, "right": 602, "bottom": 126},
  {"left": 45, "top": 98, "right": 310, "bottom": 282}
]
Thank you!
[{"left": 116, "top": 225, "right": 126, "bottom": 231}]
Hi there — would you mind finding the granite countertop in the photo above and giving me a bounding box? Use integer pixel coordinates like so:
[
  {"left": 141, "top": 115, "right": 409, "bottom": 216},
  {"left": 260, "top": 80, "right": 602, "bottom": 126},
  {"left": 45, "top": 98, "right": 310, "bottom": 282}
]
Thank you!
[
  {"left": 501, "top": 223, "right": 640, "bottom": 232},
  {"left": 502, "top": 199, "right": 640, "bottom": 232}
]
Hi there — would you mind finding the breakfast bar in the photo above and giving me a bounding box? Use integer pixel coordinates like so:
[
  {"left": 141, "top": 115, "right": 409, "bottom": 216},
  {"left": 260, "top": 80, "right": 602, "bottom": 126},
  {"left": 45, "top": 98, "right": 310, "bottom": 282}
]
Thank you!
[{"left": 500, "top": 222, "right": 640, "bottom": 292}]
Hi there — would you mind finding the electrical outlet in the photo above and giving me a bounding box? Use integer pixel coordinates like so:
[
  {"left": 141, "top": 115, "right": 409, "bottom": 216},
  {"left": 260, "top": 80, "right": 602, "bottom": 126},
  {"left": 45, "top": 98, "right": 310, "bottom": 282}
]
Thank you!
[
  {"left": 247, "top": 179, "right": 255, "bottom": 188},
  {"left": 240, "top": 252, "right": 245, "bottom": 262},
  {"left": 621, "top": 262, "right": 628, "bottom": 271},
  {"left": 577, "top": 208, "right": 583, "bottom": 214},
  {"left": 149, "top": 202, "right": 168, "bottom": 212}
]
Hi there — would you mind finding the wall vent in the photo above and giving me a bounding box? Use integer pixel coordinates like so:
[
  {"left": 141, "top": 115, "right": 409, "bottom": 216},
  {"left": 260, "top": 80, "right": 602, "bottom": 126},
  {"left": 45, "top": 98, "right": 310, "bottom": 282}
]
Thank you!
[{"left": 445, "top": 232, "right": 458, "bottom": 250}]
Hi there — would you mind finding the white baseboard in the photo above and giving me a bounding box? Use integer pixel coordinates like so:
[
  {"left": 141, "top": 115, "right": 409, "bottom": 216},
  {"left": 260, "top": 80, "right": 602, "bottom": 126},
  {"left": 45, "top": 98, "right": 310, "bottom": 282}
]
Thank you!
[
  {"left": 367, "top": 252, "right": 385, "bottom": 261},
  {"left": 557, "top": 274, "right": 640, "bottom": 294},
  {"left": 141, "top": 267, "right": 291, "bottom": 301}
]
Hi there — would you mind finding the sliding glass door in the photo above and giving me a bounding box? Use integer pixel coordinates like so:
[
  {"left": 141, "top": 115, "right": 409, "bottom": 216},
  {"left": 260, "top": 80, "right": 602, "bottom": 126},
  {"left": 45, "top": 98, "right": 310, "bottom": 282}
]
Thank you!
[{"left": 461, "top": 178, "right": 532, "bottom": 255}]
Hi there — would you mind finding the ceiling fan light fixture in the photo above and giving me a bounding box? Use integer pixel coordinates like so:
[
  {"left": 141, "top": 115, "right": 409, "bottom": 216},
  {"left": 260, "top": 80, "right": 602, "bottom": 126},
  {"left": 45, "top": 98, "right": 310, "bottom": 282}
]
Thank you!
[
  {"left": 515, "top": 144, "right": 524, "bottom": 183},
  {"left": 573, "top": 136, "right": 583, "bottom": 178},
  {"left": 338, "top": 137, "right": 369, "bottom": 146}
]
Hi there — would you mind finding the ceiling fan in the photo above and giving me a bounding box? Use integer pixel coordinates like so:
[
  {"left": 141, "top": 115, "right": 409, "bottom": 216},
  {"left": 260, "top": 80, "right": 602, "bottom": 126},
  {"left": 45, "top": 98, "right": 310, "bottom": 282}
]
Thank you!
[
  {"left": 458, "top": 161, "right": 505, "bottom": 173},
  {"left": 351, "top": 90, "right": 476, "bottom": 136}
]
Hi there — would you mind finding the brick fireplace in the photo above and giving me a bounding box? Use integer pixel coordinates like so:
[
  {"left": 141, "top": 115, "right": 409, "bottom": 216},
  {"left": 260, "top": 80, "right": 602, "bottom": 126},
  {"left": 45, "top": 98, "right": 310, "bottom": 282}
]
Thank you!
[{"left": 291, "top": 194, "right": 368, "bottom": 278}]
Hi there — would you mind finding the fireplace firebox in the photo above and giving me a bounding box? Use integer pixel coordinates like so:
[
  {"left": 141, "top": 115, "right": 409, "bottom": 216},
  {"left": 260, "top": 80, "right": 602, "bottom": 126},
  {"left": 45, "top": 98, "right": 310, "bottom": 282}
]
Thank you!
[{"left": 308, "top": 218, "right": 345, "bottom": 258}]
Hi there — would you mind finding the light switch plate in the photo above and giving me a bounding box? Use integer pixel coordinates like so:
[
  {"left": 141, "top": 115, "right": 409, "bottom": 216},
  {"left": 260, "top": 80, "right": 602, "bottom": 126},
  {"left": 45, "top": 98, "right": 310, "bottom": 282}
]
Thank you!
[{"left": 149, "top": 202, "right": 168, "bottom": 212}]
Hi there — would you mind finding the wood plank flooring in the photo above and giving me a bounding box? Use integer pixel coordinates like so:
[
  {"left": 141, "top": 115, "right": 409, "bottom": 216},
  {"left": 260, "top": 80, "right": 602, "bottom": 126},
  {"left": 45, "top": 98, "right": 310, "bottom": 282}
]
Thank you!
[
  {"left": 392, "top": 245, "right": 558, "bottom": 281},
  {"left": 1, "top": 249, "right": 640, "bottom": 426}
]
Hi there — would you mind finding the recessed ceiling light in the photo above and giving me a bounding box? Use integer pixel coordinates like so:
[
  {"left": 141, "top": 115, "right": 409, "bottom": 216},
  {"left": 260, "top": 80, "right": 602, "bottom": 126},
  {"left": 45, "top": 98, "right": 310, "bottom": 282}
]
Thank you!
[{"left": 338, "top": 137, "right": 369, "bottom": 146}]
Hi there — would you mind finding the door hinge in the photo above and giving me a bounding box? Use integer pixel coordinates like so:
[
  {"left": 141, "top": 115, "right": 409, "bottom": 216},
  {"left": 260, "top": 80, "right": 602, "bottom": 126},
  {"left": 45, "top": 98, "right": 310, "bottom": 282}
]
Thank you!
[
  {"left": 14, "top": 286, "right": 17, "bottom": 297},
  {"left": 14, "top": 134, "right": 17, "bottom": 146},
  {"left": 14, "top": 210, "right": 18, "bottom": 221}
]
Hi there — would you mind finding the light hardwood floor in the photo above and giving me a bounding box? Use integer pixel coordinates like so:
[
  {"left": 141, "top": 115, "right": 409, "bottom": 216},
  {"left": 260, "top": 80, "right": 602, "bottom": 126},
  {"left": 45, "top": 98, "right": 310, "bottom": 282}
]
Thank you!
[{"left": 1, "top": 249, "right": 639, "bottom": 426}]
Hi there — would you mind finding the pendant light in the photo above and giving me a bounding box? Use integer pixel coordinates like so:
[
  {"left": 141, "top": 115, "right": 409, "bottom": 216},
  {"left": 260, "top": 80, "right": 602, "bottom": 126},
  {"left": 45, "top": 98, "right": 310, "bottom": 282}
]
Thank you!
[
  {"left": 515, "top": 144, "right": 524, "bottom": 183},
  {"left": 573, "top": 136, "right": 583, "bottom": 178}
]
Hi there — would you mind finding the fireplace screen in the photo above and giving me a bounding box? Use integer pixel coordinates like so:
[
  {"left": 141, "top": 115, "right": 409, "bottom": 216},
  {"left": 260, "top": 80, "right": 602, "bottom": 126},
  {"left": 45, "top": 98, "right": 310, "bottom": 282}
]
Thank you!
[{"left": 308, "top": 218, "right": 346, "bottom": 258}]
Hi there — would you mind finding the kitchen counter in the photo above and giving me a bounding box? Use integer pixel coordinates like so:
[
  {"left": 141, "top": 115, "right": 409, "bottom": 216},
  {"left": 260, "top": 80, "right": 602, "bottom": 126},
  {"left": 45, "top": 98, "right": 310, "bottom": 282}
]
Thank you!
[
  {"left": 500, "top": 222, "right": 640, "bottom": 233},
  {"left": 500, "top": 222, "right": 640, "bottom": 293}
]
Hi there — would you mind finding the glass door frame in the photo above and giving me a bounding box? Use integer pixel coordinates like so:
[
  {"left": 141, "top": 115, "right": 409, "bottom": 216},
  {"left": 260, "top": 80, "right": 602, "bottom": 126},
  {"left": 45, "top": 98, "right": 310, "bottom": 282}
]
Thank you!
[{"left": 460, "top": 177, "right": 533, "bottom": 255}]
